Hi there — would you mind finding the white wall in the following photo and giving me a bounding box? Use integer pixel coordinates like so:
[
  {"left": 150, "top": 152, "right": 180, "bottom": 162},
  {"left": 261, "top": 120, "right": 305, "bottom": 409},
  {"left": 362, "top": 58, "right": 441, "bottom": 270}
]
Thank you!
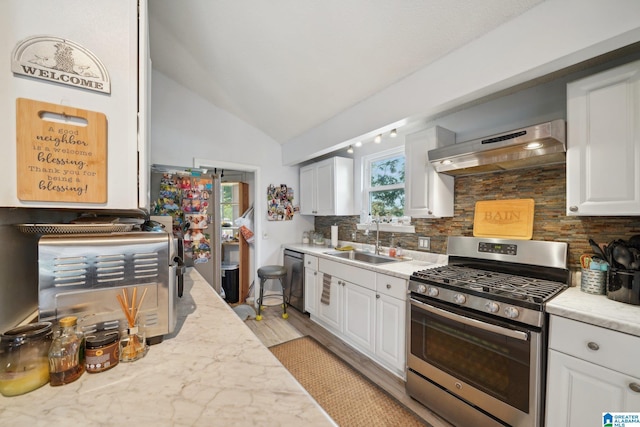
[
  {"left": 282, "top": 0, "right": 640, "bottom": 165},
  {"left": 150, "top": 71, "right": 315, "bottom": 278}
]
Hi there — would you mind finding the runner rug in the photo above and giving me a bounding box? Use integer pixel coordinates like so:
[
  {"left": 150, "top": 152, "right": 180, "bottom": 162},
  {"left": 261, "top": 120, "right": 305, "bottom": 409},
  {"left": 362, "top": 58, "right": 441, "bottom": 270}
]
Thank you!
[{"left": 269, "top": 336, "right": 428, "bottom": 426}]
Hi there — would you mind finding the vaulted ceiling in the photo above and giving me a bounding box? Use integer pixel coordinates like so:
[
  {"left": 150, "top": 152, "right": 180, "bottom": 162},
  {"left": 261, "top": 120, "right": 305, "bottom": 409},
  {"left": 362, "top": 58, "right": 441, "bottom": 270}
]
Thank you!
[{"left": 148, "top": 0, "right": 544, "bottom": 144}]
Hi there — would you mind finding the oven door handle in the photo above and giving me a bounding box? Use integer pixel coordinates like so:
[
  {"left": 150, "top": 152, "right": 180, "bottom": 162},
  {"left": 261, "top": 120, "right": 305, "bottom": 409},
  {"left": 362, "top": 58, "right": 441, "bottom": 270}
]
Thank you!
[{"left": 411, "top": 299, "right": 529, "bottom": 341}]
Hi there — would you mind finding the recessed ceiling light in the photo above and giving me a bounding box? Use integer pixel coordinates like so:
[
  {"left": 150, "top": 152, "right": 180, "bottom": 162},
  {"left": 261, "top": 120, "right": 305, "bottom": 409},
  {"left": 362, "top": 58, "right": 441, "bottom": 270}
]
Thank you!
[{"left": 354, "top": 141, "right": 362, "bottom": 147}]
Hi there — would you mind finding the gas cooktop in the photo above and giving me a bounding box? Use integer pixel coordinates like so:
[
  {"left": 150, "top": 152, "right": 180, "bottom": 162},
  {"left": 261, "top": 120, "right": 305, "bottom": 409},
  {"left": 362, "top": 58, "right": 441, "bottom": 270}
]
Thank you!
[
  {"left": 408, "top": 236, "right": 570, "bottom": 327},
  {"left": 411, "top": 265, "right": 567, "bottom": 305}
]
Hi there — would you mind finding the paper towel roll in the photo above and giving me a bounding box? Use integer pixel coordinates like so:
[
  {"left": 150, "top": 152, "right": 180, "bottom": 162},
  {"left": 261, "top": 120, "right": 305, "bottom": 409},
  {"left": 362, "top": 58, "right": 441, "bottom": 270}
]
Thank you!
[{"left": 331, "top": 225, "right": 338, "bottom": 248}]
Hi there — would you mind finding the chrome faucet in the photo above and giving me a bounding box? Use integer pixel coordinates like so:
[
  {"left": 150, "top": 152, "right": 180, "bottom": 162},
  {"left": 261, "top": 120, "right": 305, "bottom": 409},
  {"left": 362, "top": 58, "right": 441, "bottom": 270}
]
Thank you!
[{"left": 372, "top": 217, "right": 380, "bottom": 255}]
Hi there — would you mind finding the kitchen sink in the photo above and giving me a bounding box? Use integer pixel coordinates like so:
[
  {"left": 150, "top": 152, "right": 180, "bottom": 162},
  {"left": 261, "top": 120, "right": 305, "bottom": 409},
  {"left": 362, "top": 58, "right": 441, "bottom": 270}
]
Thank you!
[{"left": 324, "top": 250, "right": 400, "bottom": 264}]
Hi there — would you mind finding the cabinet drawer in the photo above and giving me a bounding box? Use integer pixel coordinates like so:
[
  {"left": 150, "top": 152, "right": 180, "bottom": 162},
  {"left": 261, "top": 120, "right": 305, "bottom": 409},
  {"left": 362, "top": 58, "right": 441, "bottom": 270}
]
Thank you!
[
  {"left": 376, "top": 274, "right": 407, "bottom": 300},
  {"left": 318, "top": 258, "right": 375, "bottom": 291},
  {"left": 304, "top": 254, "right": 318, "bottom": 270},
  {"left": 549, "top": 316, "right": 640, "bottom": 377}
]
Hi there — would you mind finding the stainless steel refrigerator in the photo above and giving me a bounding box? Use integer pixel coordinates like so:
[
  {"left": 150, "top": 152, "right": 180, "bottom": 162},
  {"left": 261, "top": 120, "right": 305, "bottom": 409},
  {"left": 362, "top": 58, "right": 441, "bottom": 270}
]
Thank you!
[{"left": 150, "top": 165, "right": 221, "bottom": 292}]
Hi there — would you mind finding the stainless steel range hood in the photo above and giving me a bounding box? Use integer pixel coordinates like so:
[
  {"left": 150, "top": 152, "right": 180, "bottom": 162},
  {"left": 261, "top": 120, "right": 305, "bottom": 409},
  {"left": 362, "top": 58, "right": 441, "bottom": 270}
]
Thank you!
[{"left": 428, "top": 120, "right": 566, "bottom": 176}]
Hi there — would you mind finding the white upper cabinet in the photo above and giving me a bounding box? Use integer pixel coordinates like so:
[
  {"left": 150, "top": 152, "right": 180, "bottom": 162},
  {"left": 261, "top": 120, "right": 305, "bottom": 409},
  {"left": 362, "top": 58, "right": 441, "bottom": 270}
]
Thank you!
[
  {"left": 404, "top": 126, "right": 455, "bottom": 218},
  {"left": 0, "top": 0, "right": 149, "bottom": 210},
  {"left": 566, "top": 59, "right": 640, "bottom": 216},
  {"left": 299, "top": 157, "right": 353, "bottom": 216}
]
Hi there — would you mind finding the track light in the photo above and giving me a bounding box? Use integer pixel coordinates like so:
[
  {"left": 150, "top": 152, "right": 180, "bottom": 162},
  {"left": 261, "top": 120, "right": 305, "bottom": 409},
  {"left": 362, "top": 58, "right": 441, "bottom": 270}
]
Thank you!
[
  {"left": 374, "top": 134, "right": 382, "bottom": 143},
  {"left": 390, "top": 129, "right": 397, "bottom": 138},
  {"left": 347, "top": 145, "right": 354, "bottom": 154}
]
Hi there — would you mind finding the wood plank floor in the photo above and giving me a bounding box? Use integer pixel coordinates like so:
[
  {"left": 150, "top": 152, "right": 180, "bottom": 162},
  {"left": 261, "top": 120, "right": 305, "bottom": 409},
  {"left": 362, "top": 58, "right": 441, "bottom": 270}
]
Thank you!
[{"left": 244, "top": 304, "right": 454, "bottom": 427}]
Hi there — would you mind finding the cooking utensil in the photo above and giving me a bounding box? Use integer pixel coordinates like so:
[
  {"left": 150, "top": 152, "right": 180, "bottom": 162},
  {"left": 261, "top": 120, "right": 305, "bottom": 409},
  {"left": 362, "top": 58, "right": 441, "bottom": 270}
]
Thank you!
[
  {"left": 629, "top": 248, "right": 640, "bottom": 270},
  {"left": 629, "top": 235, "right": 640, "bottom": 250},
  {"left": 580, "top": 254, "right": 592, "bottom": 269},
  {"left": 612, "top": 243, "right": 633, "bottom": 269},
  {"left": 588, "top": 238, "right": 607, "bottom": 261}
]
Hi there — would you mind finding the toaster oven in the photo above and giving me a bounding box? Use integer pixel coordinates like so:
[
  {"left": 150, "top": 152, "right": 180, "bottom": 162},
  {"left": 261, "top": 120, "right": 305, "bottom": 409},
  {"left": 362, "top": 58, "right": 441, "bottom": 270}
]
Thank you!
[{"left": 38, "top": 231, "right": 184, "bottom": 343}]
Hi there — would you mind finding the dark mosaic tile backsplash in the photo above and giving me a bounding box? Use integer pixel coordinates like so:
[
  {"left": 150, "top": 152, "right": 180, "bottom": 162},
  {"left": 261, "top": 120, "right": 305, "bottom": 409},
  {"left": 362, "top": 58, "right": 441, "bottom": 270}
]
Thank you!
[{"left": 314, "top": 165, "right": 640, "bottom": 271}]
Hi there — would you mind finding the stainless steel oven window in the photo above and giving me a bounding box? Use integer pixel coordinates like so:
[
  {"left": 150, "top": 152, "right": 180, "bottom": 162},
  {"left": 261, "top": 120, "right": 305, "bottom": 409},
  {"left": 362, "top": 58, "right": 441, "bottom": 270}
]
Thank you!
[{"left": 409, "top": 299, "right": 532, "bottom": 412}]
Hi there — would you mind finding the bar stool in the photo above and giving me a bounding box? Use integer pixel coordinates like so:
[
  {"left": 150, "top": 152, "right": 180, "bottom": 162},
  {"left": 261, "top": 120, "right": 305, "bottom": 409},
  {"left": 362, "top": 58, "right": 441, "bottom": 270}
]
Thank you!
[{"left": 255, "top": 265, "right": 288, "bottom": 321}]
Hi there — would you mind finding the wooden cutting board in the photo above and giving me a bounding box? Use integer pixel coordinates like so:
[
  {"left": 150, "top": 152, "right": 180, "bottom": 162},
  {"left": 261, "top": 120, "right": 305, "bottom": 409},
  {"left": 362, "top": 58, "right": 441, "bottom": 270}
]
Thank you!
[
  {"left": 16, "top": 98, "right": 107, "bottom": 203},
  {"left": 473, "top": 199, "right": 535, "bottom": 240}
]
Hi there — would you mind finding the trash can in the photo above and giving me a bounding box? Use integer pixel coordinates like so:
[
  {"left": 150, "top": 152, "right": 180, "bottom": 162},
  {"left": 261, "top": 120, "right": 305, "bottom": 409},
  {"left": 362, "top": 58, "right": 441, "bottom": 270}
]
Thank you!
[{"left": 221, "top": 263, "right": 239, "bottom": 303}]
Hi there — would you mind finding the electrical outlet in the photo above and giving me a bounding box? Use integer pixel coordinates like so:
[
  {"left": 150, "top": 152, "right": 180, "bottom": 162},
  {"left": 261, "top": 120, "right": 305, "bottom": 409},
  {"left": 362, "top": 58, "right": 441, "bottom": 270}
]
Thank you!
[{"left": 418, "top": 236, "right": 431, "bottom": 250}]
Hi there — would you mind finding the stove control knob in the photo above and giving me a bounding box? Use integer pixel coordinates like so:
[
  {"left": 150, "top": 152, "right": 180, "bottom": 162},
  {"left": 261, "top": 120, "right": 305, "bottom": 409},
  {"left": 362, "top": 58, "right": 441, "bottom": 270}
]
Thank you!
[
  {"left": 453, "top": 294, "right": 466, "bottom": 305},
  {"left": 415, "top": 284, "right": 427, "bottom": 294},
  {"left": 504, "top": 306, "right": 520, "bottom": 319},
  {"left": 427, "top": 287, "right": 439, "bottom": 297},
  {"left": 485, "top": 301, "right": 500, "bottom": 313}
]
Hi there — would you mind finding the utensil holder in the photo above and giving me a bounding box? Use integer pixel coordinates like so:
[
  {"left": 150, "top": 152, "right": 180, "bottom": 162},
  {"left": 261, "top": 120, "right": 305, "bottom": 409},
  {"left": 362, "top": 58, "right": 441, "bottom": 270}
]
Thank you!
[{"left": 580, "top": 268, "right": 607, "bottom": 295}]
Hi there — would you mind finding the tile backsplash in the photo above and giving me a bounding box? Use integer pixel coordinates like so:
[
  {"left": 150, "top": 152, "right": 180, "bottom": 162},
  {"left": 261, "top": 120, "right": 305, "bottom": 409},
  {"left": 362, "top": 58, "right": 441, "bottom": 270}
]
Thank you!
[{"left": 315, "top": 164, "right": 640, "bottom": 271}]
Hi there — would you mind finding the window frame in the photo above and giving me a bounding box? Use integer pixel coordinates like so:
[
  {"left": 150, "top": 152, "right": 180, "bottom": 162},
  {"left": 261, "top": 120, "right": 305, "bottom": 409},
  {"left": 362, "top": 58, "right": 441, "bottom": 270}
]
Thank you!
[{"left": 362, "top": 146, "right": 405, "bottom": 218}]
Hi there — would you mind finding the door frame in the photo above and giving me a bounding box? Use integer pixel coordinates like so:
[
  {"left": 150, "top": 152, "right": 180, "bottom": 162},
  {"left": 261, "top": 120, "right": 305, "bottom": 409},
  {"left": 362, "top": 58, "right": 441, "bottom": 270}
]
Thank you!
[{"left": 193, "top": 158, "right": 260, "bottom": 299}]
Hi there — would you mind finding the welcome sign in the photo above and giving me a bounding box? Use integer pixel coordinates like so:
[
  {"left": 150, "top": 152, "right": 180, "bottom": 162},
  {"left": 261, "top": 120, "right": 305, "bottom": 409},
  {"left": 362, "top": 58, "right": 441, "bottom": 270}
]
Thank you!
[{"left": 12, "top": 36, "right": 110, "bottom": 94}]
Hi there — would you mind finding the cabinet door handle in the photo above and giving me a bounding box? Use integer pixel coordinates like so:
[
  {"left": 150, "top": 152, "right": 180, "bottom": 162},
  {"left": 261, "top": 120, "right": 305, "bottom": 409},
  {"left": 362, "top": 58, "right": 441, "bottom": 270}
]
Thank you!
[
  {"left": 587, "top": 341, "right": 600, "bottom": 351},
  {"left": 386, "top": 284, "right": 392, "bottom": 289},
  {"left": 630, "top": 383, "right": 640, "bottom": 393},
  {"left": 376, "top": 294, "right": 380, "bottom": 299},
  {"left": 569, "top": 206, "right": 578, "bottom": 212}
]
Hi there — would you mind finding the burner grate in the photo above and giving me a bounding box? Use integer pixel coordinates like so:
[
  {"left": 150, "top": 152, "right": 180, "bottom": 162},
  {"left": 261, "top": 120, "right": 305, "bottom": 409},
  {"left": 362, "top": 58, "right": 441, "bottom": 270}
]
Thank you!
[{"left": 411, "top": 265, "right": 566, "bottom": 304}]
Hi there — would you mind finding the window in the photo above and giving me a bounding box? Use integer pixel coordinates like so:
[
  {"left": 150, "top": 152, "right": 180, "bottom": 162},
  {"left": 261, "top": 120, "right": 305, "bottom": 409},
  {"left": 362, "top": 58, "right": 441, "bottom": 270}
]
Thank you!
[{"left": 364, "top": 148, "right": 405, "bottom": 217}]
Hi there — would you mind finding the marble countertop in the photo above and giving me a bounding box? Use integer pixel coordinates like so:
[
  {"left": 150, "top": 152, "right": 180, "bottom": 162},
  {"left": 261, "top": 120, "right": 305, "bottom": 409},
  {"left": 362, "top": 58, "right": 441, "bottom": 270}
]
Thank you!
[
  {"left": 547, "top": 286, "right": 640, "bottom": 337},
  {"left": 286, "top": 242, "right": 640, "bottom": 337},
  {"left": 0, "top": 269, "right": 336, "bottom": 427},
  {"left": 283, "top": 242, "right": 446, "bottom": 280}
]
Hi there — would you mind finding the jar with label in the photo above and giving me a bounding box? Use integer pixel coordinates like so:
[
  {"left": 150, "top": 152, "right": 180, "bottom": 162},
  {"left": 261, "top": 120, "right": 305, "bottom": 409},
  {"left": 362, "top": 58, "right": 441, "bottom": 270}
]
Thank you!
[
  {"left": 85, "top": 331, "right": 119, "bottom": 373},
  {"left": 0, "top": 322, "right": 53, "bottom": 396},
  {"left": 48, "top": 316, "right": 85, "bottom": 386}
]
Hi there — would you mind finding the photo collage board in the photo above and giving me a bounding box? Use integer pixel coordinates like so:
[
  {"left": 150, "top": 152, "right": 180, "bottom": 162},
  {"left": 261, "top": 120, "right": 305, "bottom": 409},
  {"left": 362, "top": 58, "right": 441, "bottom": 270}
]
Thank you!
[
  {"left": 267, "top": 184, "right": 295, "bottom": 221},
  {"left": 153, "top": 173, "right": 212, "bottom": 264}
]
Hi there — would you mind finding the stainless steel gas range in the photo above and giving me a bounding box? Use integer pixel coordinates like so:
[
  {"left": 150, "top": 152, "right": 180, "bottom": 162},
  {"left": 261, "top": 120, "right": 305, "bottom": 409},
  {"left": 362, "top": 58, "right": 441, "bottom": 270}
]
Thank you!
[{"left": 406, "top": 236, "right": 569, "bottom": 427}]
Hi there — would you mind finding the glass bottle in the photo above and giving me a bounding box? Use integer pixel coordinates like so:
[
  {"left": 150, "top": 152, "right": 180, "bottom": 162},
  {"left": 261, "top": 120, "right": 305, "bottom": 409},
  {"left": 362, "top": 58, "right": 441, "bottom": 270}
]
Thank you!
[
  {"left": 0, "top": 322, "right": 53, "bottom": 396},
  {"left": 389, "top": 233, "right": 397, "bottom": 257},
  {"left": 48, "top": 316, "right": 85, "bottom": 386}
]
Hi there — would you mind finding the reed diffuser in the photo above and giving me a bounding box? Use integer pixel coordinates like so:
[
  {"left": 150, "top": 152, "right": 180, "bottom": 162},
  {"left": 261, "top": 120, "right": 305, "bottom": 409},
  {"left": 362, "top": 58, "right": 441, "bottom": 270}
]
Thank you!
[{"left": 116, "top": 287, "right": 148, "bottom": 362}]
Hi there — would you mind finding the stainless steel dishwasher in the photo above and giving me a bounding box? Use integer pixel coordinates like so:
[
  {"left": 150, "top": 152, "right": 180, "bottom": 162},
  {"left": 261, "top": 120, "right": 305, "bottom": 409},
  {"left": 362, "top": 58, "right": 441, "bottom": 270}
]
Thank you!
[{"left": 283, "top": 249, "right": 305, "bottom": 312}]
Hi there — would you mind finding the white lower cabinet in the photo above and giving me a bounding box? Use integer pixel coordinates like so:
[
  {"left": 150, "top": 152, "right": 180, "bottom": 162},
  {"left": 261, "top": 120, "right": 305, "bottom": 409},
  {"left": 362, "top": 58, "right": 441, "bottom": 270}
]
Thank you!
[
  {"left": 316, "top": 275, "right": 343, "bottom": 333},
  {"left": 303, "top": 255, "right": 319, "bottom": 315},
  {"left": 311, "top": 258, "right": 407, "bottom": 378},
  {"left": 343, "top": 281, "right": 376, "bottom": 353},
  {"left": 374, "top": 273, "right": 406, "bottom": 376},
  {"left": 545, "top": 316, "right": 640, "bottom": 427}
]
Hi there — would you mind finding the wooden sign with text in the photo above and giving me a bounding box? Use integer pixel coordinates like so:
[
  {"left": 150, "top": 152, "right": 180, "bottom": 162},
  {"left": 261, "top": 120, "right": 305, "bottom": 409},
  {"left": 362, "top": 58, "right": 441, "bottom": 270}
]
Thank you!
[
  {"left": 473, "top": 199, "right": 535, "bottom": 240},
  {"left": 16, "top": 98, "right": 107, "bottom": 203}
]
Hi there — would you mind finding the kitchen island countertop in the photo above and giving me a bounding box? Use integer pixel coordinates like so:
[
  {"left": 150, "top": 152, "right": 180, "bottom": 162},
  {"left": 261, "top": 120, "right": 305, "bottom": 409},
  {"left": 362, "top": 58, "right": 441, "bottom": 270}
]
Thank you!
[
  {"left": 547, "top": 285, "right": 640, "bottom": 337},
  {"left": 0, "top": 269, "right": 335, "bottom": 427}
]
